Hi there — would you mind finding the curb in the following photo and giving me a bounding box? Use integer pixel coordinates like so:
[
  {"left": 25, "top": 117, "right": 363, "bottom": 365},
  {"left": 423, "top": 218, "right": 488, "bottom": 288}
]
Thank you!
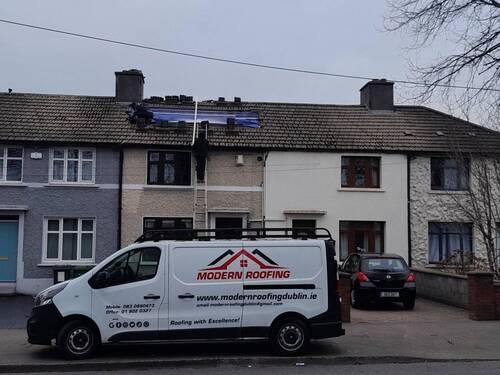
[{"left": 1, "top": 356, "right": 499, "bottom": 373}]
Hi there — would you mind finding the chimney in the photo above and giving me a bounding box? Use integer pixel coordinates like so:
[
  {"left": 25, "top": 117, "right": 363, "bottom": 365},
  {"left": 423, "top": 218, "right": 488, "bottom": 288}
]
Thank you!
[
  {"left": 360, "top": 79, "right": 394, "bottom": 110},
  {"left": 115, "top": 69, "right": 144, "bottom": 103}
]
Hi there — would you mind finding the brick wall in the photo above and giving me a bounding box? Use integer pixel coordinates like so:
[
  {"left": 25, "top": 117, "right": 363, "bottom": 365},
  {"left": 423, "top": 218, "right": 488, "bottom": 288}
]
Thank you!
[
  {"left": 468, "top": 272, "right": 500, "bottom": 320},
  {"left": 338, "top": 276, "right": 351, "bottom": 323}
]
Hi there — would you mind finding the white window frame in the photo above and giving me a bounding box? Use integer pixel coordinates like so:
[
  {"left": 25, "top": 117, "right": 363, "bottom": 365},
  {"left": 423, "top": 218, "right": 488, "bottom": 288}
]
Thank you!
[
  {"left": 49, "top": 147, "right": 96, "bottom": 184},
  {"left": 42, "top": 217, "right": 96, "bottom": 264},
  {"left": 0, "top": 146, "right": 23, "bottom": 182}
]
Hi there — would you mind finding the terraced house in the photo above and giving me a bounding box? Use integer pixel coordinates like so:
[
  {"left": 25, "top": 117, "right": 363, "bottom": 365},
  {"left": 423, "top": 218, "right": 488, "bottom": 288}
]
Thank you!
[{"left": 1, "top": 70, "right": 499, "bottom": 295}]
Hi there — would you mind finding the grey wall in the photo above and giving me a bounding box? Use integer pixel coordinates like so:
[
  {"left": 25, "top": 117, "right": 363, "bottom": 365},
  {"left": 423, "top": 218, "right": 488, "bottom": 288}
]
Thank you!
[
  {"left": 412, "top": 267, "right": 468, "bottom": 309},
  {"left": 0, "top": 145, "right": 120, "bottom": 279}
]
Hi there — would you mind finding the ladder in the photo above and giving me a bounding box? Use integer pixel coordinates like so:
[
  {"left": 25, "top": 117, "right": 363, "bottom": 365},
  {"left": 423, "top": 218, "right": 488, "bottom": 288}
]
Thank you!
[{"left": 192, "top": 101, "right": 208, "bottom": 231}]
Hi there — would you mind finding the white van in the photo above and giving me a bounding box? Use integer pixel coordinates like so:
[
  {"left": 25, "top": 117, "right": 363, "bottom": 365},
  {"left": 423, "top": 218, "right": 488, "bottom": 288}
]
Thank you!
[{"left": 27, "top": 228, "right": 344, "bottom": 359}]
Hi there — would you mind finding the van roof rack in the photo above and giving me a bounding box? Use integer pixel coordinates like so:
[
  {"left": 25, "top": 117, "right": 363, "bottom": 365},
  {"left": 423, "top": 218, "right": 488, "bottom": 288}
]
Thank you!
[{"left": 135, "top": 227, "right": 333, "bottom": 243}]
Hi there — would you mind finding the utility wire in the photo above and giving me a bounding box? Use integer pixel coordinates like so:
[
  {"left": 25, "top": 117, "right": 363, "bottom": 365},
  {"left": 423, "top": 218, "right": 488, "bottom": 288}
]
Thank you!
[{"left": 1, "top": 18, "right": 499, "bottom": 93}]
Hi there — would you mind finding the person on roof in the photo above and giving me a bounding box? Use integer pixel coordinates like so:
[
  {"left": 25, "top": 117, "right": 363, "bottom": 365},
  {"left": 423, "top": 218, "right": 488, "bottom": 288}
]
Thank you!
[{"left": 193, "top": 130, "right": 209, "bottom": 181}]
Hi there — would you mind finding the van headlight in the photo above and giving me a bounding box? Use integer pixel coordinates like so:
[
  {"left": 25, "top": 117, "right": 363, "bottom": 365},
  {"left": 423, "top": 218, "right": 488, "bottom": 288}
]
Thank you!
[{"left": 34, "top": 282, "right": 68, "bottom": 307}]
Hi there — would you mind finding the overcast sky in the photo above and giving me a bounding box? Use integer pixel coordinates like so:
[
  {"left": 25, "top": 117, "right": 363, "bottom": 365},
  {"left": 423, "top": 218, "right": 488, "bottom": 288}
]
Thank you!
[{"left": 1, "top": 1, "right": 452, "bottom": 111}]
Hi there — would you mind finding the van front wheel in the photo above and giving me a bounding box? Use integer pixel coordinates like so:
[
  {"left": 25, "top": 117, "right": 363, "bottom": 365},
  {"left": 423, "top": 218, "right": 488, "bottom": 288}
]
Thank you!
[
  {"left": 271, "top": 319, "right": 310, "bottom": 356},
  {"left": 57, "top": 320, "right": 100, "bottom": 359}
]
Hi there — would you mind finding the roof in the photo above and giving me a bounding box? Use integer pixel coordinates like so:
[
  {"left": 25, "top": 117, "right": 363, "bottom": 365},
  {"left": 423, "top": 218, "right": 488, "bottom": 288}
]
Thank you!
[{"left": 1, "top": 92, "right": 499, "bottom": 153}]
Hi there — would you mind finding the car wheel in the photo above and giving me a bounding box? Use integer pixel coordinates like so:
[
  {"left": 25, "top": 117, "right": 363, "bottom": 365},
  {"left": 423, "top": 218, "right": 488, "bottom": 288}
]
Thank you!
[
  {"left": 271, "top": 319, "right": 310, "bottom": 356},
  {"left": 403, "top": 298, "right": 415, "bottom": 310},
  {"left": 350, "top": 289, "right": 362, "bottom": 309},
  {"left": 57, "top": 320, "right": 100, "bottom": 359}
]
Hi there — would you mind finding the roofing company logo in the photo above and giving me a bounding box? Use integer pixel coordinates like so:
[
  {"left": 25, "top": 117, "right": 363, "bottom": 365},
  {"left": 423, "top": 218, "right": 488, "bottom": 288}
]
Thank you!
[{"left": 196, "top": 248, "right": 290, "bottom": 281}]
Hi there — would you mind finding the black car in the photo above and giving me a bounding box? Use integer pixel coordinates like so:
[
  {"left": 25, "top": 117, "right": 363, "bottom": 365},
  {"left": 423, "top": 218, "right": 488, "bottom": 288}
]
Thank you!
[{"left": 340, "top": 253, "right": 416, "bottom": 310}]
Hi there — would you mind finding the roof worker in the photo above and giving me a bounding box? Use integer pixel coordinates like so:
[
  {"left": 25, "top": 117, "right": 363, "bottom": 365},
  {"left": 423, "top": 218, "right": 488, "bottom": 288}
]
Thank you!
[{"left": 193, "top": 129, "right": 209, "bottom": 181}]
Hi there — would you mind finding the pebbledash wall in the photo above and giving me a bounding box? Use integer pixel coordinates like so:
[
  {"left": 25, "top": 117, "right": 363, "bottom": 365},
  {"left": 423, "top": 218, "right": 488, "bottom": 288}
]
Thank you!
[
  {"left": 264, "top": 152, "right": 409, "bottom": 262},
  {"left": 409, "top": 156, "right": 493, "bottom": 268},
  {"left": 0, "top": 145, "right": 120, "bottom": 295},
  {"left": 120, "top": 148, "right": 264, "bottom": 246}
]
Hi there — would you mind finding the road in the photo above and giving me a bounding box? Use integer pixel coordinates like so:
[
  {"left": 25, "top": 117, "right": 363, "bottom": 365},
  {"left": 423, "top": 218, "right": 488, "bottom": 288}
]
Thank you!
[{"left": 12, "top": 361, "right": 500, "bottom": 375}]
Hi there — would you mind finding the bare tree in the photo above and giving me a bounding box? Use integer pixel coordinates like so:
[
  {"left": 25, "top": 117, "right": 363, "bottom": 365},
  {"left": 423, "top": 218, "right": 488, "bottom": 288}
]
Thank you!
[{"left": 385, "top": 0, "right": 500, "bottom": 127}]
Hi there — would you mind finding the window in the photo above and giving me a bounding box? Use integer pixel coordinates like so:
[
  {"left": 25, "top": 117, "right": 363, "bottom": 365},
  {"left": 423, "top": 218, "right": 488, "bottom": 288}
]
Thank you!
[
  {"left": 292, "top": 219, "right": 316, "bottom": 238},
  {"left": 431, "top": 157, "right": 469, "bottom": 190},
  {"left": 340, "top": 221, "right": 384, "bottom": 260},
  {"left": 341, "top": 156, "right": 380, "bottom": 188},
  {"left": 0, "top": 147, "right": 23, "bottom": 182},
  {"left": 428, "top": 222, "right": 472, "bottom": 263},
  {"left": 44, "top": 218, "right": 95, "bottom": 262},
  {"left": 143, "top": 217, "right": 193, "bottom": 231},
  {"left": 361, "top": 258, "right": 408, "bottom": 273},
  {"left": 50, "top": 148, "right": 95, "bottom": 183},
  {"left": 90, "top": 247, "right": 161, "bottom": 288},
  {"left": 215, "top": 217, "right": 244, "bottom": 239},
  {"left": 147, "top": 151, "right": 191, "bottom": 186}
]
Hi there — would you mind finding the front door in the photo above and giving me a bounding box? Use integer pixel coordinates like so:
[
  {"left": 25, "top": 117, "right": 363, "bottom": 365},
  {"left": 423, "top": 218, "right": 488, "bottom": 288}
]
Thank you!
[
  {"left": 0, "top": 216, "right": 18, "bottom": 282},
  {"left": 165, "top": 242, "right": 244, "bottom": 339}
]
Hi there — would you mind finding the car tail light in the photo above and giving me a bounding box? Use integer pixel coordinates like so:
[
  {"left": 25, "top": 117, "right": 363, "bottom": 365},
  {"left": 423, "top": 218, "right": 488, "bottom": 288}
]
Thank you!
[
  {"left": 407, "top": 273, "right": 416, "bottom": 282},
  {"left": 356, "top": 271, "right": 369, "bottom": 282}
]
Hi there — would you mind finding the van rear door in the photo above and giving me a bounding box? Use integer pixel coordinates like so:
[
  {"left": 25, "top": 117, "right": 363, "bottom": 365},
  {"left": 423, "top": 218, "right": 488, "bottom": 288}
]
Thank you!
[{"left": 164, "top": 241, "right": 244, "bottom": 339}]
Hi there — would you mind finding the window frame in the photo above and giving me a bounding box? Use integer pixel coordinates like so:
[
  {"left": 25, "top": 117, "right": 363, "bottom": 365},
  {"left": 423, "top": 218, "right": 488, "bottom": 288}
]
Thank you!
[
  {"left": 49, "top": 147, "right": 96, "bottom": 184},
  {"left": 146, "top": 150, "right": 192, "bottom": 186},
  {"left": 427, "top": 222, "right": 473, "bottom": 264},
  {"left": 0, "top": 146, "right": 23, "bottom": 182},
  {"left": 42, "top": 217, "right": 96, "bottom": 264},
  {"left": 339, "top": 221, "right": 385, "bottom": 261},
  {"left": 430, "top": 157, "right": 470, "bottom": 191},
  {"left": 341, "top": 156, "right": 381, "bottom": 189}
]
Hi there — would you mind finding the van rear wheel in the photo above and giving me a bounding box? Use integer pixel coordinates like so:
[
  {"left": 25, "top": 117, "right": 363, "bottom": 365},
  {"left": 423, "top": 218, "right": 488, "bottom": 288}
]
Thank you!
[
  {"left": 57, "top": 320, "right": 100, "bottom": 359},
  {"left": 271, "top": 319, "right": 310, "bottom": 356}
]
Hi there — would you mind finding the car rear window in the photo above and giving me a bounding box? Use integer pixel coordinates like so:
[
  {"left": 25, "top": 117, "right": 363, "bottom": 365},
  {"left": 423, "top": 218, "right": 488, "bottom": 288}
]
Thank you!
[{"left": 362, "top": 258, "right": 408, "bottom": 272}]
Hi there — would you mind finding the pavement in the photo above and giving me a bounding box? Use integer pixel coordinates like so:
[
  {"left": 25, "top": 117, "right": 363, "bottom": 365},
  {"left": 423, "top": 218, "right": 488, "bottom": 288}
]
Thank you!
[{"left": 0, "top": 297, "right": 499, "bottom": 373}]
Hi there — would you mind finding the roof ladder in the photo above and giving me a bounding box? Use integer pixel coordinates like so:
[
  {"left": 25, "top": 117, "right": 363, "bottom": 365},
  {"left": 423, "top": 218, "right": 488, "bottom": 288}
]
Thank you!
[{"left": 192, "top": 108, "right": 208, "bottom": 234}]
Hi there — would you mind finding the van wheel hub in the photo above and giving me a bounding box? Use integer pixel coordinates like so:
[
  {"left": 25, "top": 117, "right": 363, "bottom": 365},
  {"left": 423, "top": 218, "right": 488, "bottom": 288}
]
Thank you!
[
  {"left": 278, "top": 324, "right": 303, "bottom": 350},
  {"left": 67, "top": 328, "right": 92, "bottom": 354}
]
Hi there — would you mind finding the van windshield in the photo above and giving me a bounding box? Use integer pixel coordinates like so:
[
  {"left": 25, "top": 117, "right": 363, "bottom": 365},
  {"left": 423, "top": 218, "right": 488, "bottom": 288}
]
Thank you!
[{"left": 362, "top": 258, "right": 407, "bottom": 273}]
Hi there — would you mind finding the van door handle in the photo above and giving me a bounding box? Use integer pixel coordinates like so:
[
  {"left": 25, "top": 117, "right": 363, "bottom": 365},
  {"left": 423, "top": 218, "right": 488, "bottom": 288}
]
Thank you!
[
  {"left": 178, "top": 293, "right": 194, "bottom": 299},
  {"left": 143, "top": 294, "right": 161, "bottom": 300}
]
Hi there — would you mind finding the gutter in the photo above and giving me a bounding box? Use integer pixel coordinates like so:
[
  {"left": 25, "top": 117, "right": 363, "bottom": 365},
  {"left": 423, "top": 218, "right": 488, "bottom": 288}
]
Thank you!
[
  {"left": 117, "top": 146, "right": 124, "bottom": 249},
  {"left": 407, "top": 154, "right": 412, "bottom": 267}
]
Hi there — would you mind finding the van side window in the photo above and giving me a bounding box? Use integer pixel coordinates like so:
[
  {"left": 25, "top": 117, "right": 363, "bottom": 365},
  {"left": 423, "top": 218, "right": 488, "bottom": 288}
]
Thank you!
[{"left": 90, "top": 247, "right": 161, "bottom": 289}]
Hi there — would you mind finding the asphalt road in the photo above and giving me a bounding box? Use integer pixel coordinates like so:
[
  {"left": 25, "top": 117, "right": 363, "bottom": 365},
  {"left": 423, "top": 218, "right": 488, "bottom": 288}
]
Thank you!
[{"left": 12, "top": 361, "right": 500, "bottom": 375}]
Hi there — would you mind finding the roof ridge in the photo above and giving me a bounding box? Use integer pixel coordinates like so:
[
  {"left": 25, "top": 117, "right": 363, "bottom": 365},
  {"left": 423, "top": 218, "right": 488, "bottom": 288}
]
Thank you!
[{"left": 0, "top": 92, "right": 116, "bottom": 100}]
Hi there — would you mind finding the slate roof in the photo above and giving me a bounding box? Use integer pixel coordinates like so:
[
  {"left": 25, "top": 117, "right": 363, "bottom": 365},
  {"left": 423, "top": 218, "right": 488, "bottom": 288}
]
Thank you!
[{"left": 1, "top": 92, "right": 499, "bottom": 153}]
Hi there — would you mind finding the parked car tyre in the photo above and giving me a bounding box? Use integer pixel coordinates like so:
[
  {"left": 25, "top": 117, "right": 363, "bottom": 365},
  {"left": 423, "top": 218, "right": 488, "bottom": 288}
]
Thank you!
[
  {"left": 350, "top": 289, "right": 363, "bottom": 309},
  {"left": 403, "top": 298, "right": 415, "bottom": 310},
  {"left": 57, "top": 320, "right": 100, "bottom": 359},
  {"left": 271, "top": 318, "right": 310, "bottom": 356}
]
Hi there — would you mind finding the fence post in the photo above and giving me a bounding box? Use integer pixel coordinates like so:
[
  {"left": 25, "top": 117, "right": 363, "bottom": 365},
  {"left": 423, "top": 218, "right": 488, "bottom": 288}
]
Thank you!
[{"left": 338, "top": 276, "right": 351, "bottom": 323}]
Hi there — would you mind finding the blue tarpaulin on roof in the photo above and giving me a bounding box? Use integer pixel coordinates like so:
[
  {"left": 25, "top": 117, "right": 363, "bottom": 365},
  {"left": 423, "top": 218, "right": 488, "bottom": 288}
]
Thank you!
[{"left": 149, "top": 108, "right": 260, "bottom": 128}]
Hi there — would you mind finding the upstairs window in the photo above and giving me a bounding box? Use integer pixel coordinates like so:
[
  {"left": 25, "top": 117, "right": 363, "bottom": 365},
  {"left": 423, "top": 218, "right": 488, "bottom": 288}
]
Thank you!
[
  {"left": 0, "top": 147, "right": 23, "bottom": 182},
  {"left": 341, "top": 156, "right": 380, "bottom": 188},
  {"left": 50, "top": 148, "right": 95, "bottom": 183},
  {"left": 147, "top": 151, "right": 191, "bottom": 186},
  {"left": 431, "top": 157, "right": 469, "bottom": 191}
]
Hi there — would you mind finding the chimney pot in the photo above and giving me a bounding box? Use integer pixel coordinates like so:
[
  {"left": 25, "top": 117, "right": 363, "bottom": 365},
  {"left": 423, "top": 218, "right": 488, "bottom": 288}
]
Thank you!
[
  {"left": 115, "top": 69, "right": 144, "bottom": 103},
  {"left": 360, "top": 79, "right": 394, "bottom": 110}
]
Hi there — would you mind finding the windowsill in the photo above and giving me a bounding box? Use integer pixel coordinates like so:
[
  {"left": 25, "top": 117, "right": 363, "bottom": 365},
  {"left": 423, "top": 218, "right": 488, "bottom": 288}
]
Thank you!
[
  {"left": 0, "top": 182, "right": 26, "bottom": 187},
  {"left": 45, "top": 183, "right": 98, "bottom": 188},
  {"left": 143, "top": 185, "right": 193, "bottom": 190},
  {"left": 337, "top": 187, "right": 385, "bottom": 193},
  {"left": 38, "top": 262, "right": 96, "bottom": 267},
  {"left": 427, "top": 190, "right": 469, "bottom": 195}
]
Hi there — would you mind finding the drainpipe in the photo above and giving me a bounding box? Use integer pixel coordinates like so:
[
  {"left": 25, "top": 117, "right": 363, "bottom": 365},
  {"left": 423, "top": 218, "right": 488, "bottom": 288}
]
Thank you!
[
  {"left": 117, "top": 146, "right": 124, "bottom": 250},
  {"left": 262, "top": 151, "right": 269, "bottom": 229},
  {"left": 407, "top": 154, "right": 412, "bottom": 267}
]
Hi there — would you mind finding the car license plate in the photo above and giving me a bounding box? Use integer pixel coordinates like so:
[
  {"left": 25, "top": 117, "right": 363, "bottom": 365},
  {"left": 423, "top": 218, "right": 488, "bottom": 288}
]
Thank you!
[{"left": 380, "top": 292, "right": 399, "bottom": 298}]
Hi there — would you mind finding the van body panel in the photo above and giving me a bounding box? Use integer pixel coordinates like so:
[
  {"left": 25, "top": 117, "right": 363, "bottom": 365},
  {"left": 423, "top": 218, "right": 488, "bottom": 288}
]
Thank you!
[{"left": 165, "top": 241, "right": 244, "bottom": 334}]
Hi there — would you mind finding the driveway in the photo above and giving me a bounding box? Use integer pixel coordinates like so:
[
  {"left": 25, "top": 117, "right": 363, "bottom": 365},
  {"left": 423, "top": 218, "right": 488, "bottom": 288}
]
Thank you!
[
  {"left": 351, "top": 297, "right": 468, "bottom": 323},
  {"left": 0, "top": 295, "right": 33, "bottom": 329}
]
